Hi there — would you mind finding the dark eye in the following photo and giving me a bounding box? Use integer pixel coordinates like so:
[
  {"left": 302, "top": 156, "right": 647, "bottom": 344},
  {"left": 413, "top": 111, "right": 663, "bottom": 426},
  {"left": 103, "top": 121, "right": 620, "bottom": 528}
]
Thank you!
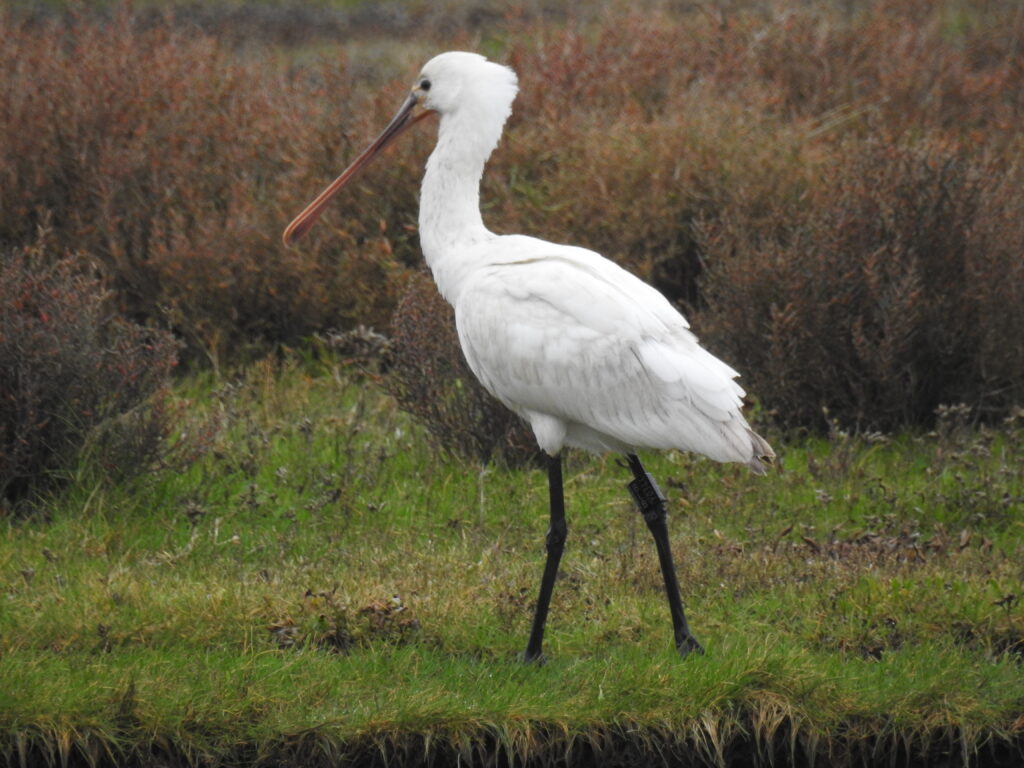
[{"left": 419, "top": 78, "right": 431, "bottom": 91}]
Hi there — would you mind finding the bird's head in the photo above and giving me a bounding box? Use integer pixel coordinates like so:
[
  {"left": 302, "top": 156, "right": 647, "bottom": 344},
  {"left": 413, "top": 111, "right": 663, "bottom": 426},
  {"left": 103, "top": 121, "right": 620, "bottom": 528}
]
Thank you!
[
  {"left": 282, "top": 51, "right": 518, "bottom": 248},
  {"left": 414, "top": 51, "right": 518, "bottom": 121}
]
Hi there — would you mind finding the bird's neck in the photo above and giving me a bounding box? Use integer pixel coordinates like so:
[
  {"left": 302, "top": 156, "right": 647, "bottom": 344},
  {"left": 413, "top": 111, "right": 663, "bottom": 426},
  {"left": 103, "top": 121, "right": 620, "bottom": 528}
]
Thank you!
[{"left": 418, "top": 112, "right": 498, "bottom": 302}]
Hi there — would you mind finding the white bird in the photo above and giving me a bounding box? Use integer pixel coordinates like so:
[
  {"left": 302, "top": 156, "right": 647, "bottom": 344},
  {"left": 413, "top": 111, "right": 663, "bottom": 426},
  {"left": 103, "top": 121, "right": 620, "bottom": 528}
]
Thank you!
[{"left": 284, "top": 51, "right": 774, "bottom": 661}]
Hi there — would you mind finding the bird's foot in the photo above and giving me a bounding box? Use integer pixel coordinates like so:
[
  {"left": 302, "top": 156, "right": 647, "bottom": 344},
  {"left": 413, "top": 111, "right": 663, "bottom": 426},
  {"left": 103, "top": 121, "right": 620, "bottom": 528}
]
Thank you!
[{"left": 676, "top": 633, "right": 705, "bottom": 659}]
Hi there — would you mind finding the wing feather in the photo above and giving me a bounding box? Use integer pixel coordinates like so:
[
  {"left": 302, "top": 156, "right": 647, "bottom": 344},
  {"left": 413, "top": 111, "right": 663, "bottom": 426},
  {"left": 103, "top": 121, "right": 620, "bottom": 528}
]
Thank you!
[{"left": 453, "top": 237, "right": 760, "bottom": 463}]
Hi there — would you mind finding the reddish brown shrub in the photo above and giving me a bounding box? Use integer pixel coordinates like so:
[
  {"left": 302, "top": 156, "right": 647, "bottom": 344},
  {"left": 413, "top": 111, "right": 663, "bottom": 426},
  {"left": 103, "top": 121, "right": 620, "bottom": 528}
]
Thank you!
[
  {"left": 0, "top": 9, "right": 421, "bottom": 364},
  {"left": 0, "top": 235, "right": 179, "bottom": 505},
  {"left": 2, "top": 2, "right": 1023, "bottom": 437},
  {"left": 697, "top": 140, "right": 1024, "bottom": 431},
  {"left": 697, "top": 0, "right": 1024, "bottom": 140}
]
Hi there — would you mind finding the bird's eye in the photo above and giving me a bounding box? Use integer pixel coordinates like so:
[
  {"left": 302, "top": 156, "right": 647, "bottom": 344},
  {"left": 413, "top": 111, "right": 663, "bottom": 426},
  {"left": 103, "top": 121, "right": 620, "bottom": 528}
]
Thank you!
[{"left": 419, "top": 78, "right": 431, "bottom": 91}]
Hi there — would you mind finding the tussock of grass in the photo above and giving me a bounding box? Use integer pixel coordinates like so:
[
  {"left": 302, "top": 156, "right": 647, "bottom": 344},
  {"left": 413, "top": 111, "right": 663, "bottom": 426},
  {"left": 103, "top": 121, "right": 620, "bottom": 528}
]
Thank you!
[{"left": 1, "top": 354, "right": 1022, "bottom": 766}]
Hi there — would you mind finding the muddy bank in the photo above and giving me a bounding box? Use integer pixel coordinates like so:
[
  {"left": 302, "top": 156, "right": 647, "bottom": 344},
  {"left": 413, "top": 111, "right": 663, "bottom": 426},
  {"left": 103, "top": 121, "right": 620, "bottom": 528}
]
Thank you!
[{"left": 6, "top": 724, "right": 1022, "bottom": 768}]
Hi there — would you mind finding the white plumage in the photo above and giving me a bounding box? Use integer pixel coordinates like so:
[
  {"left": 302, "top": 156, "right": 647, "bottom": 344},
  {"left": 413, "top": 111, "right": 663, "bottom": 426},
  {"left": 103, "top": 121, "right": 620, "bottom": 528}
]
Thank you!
[
  {"left": 284, "top": 51, "right": 773, "bottom": 660},
  {"left": 410, "top": 52, "right": 771, "bottom": 471},
  {"left": 452, "top": 236, "right": 768, "bottom": 464}
]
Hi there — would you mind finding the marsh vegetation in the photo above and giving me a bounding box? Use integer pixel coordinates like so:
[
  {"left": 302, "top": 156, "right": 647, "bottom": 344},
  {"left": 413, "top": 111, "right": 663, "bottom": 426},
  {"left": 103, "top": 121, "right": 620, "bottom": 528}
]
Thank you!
[{"left": 2, "top": 1, "right": 1023, "bottom": 765}]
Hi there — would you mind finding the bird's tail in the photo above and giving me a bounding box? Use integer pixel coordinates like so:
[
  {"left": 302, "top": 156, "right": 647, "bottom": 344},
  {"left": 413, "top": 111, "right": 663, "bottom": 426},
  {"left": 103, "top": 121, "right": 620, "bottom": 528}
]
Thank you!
[{"left": 746, "top": 429, "right": 776, "bottom": 476}]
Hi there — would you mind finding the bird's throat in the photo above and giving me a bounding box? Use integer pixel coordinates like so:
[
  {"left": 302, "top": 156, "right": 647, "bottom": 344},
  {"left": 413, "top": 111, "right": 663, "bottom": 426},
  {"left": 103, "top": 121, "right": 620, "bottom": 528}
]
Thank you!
[{"left": 418, "top": 119, "right": 494, "bottom": 301}]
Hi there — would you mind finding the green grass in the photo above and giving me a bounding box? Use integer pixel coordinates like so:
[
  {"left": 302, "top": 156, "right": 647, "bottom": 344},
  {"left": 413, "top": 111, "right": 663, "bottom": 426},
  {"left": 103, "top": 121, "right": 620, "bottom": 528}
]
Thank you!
[{"left": 2, "top": 354, "right": 1023, "bottom": 766}]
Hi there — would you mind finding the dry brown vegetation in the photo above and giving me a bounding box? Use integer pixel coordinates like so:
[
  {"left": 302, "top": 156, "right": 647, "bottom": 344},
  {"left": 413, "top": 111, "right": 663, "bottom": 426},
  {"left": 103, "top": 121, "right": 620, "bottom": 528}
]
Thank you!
[
  {"left": 0, "top": 232, "right": 179, "bottom": 504},
  {"left": 2, "top": 0, "right": 1023, "bottom": 440}
]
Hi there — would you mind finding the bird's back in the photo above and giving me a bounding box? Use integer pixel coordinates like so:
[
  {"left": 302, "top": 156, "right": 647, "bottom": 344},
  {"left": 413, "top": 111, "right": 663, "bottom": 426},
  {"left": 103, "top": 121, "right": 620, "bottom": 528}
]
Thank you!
[{"left": 450, "top": 235, "right": 773, "bottom": 472}]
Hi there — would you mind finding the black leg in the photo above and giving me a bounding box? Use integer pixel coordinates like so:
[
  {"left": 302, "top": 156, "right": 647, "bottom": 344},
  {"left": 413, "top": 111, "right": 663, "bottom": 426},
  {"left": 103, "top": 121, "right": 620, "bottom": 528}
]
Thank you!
[
  {"left": 625, "top": 453, "right": 704, "bottom": 657},
  {"left": 523, "top": 453, "right": 567, "bottom": 663}
]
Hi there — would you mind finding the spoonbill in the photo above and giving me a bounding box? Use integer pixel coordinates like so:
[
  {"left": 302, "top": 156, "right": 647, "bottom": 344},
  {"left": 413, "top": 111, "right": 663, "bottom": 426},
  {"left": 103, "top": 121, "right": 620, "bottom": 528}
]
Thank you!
[{"left": 284, "top": 52, "right": 774, "bottom": 661}]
